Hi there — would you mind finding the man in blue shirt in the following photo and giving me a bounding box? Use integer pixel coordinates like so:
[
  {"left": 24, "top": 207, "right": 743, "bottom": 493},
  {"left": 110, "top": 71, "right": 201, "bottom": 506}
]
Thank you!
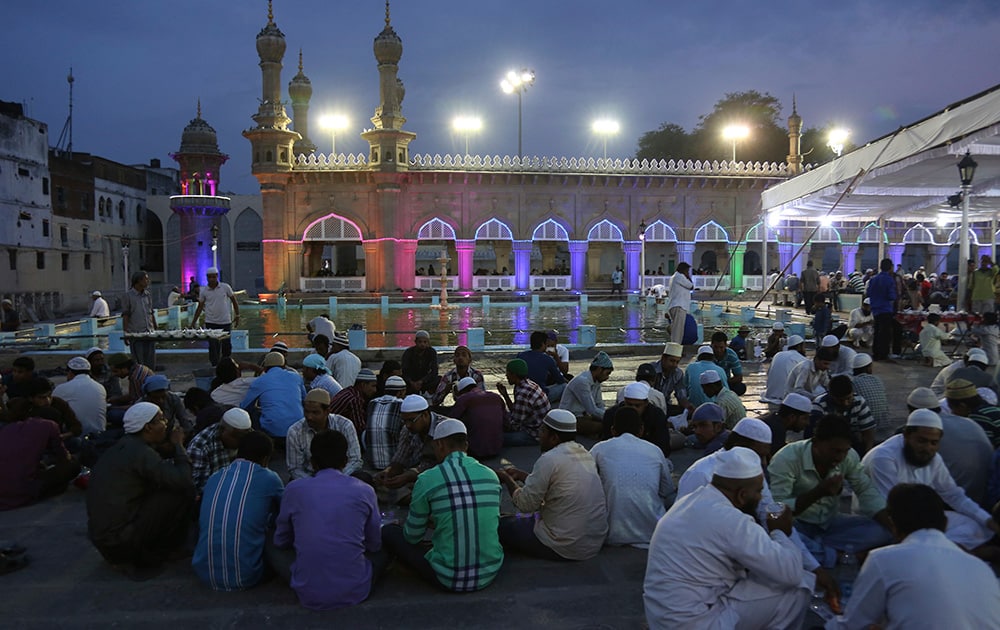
[
  {"left": 193, "top": 431, "right": 284, "bottom": 591},
  {"left": 516, "top": 331, "right": 566, "bottom": 402},
  {"left": 866, "top": 258, "right": 900, "bottom": 361},
  {"left": 241, "top": 352, "right": 308, "bottom": 438},
  {"left": 711, "top": 331, "right": 745, "bottom": 396},
  {"left": 685, "top": 345, "right": 730, "bottom": 408}
]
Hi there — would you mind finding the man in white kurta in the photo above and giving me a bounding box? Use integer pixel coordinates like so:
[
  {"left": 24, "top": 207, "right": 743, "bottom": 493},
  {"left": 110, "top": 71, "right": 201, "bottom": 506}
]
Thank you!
[
  {"left": 644, "top": 447, "right": 812, "bottom": 630},
  {"left": 919, "top": 317, "right": 952, "bottom": 367},
  {"left": 763, "top": 335, "right": 808, "bottom": 404},
  {"left": 325, "top": 334, "right": 362, "bottom": 391},
  {"left": 590, "top": 408, "right": 674, "bottom": 548},
  {"left": 667, "top": 262, "right": 694, "bottom": 344},
  {"left": 846, "top": 299, "right": 874, "bottom": 347},
  {"left": 785, "top": 348, "right": 834, "bottom": 401},
  {"left": 860, "top": 409, "right": 999, "bottom": 550},
  {"left": 826, "top": 483, "right": 1000, "bottom": 630}
]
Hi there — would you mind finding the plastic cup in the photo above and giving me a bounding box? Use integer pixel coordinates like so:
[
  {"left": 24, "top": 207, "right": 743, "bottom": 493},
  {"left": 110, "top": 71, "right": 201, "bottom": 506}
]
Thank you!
[{"left": 766, "top": 501, "right": 785, "bottom": 519}]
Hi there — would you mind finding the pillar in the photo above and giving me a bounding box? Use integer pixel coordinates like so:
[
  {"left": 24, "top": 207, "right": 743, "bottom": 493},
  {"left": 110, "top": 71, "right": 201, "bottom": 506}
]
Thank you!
[
  {"left": 676, "top": 241, "right": 695, "bottom": 265},
  {"left": 729, "top": 243, "right": 746, "bottom": 290},
  {"left": 538, "top": 242, "right": 558, "bottom": 272},
  {"left": 493, "top": 240, "right": 512, "bottom": 274},
  {"left": 778, "top": 243, "right": 795, "bottom": 274},
  {"left": 887, "top": 244, "right": 905, "bottom": 268},
  {"left": 568, "top": 240, "right": 589, "bottom": 291},
  {"left": 286, "top": 243, "right": 303, "bottom": 290},
  {"left": 624, "top": 241, "right": 642, "bottom": 291},
  {"left": 792, "top": 244, "right": 808, "bottom": 275},
  {"left": 930, "top": 245, "right": 948, "bottom": 275},
  {"left": 455, "top": 239, "right": 475, "bottom": 291},
  {"left": 395, "top": 239, "right": 418, "bottom": 291},
  {"left": 841, "top": 244, "right": 859, "bottom": 275},
  {"left": 512, "top": 240, "right": 532, "bottom": 291}
]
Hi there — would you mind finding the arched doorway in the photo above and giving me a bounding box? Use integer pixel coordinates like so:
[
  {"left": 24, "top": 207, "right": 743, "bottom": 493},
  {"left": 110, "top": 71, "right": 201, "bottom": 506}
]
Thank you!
[
  {"left": 473, "top": 218, "right": 514, "bottom": 291},
  {"left": 642, "top": 220, "right": 678, "bottom": 290},
  {"left": 300, "top": 213, "right": 366, "bottom": 292},
  {"left": 416, "top": 218, "right": 457, "bottom": 291},
  {"left": 947, "top": 227, "right": 980, "bottom": 274},
  {"left": 810, "top": 226, "right": 842, "bottom": 272},
  {"left": 744, "top": 221, "right": 779, "bottom": 290},
  {"left": 530, "top": 219, "right": 570, "bottom": 290},
  {"left": 233, "top": 208, "right": 264, "bottom": 296},
  {"left": 692, "top": 221, "right": 730, "bottom": 289},
  {"left": 586, "top": 219, "right": 626, "bottom": 289}
]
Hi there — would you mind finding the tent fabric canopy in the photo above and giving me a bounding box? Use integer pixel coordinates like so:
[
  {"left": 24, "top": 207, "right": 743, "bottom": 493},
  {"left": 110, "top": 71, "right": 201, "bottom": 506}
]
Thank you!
[{"left": 762, "top": 84, "right": 1000, "bottom": 224}]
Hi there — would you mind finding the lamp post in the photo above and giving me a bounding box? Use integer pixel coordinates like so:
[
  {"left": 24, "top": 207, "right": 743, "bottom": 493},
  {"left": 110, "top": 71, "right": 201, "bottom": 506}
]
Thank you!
[
  {"left": 827, "top": 128, "right": 850, "bottom": 157},
  {"left": 452, "top": 116, "right": 482, "bottom": 157},
  {"left": 121, "top": 236, "right": 131, "bottom": 291},
  {"left": 319, "top": 114, "right": 349, "bottom": 157},
  {"left": 500, "top": 68, "right": 535, "bottom": 159},
  {"left": 638, "top": 220, "right": 647, "bottom": 295},
  {"left": 211, "top": 223, "right": 219, "bottom": 270},
  {"left": 592, "top": 119, "right": 620, "bottom": 160},
  {"left": 722, "top": 124, "right": 750, "bottom": 163},
  {"left": 956, "top": 150, "right": 978, "bottom": 311}
]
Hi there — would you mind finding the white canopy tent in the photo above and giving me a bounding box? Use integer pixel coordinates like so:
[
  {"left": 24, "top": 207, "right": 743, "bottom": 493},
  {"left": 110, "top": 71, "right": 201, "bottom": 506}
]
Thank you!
[{"left": 761, "top": 84, "right": 1000, "bottom": 224}]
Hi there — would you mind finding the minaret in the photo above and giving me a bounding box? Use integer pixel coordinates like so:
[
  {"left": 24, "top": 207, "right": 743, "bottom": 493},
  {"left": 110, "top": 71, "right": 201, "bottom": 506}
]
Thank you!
[
  {"left": 361, "top": 1, "right": 416, "bottom": 171},
  {"left": 244, "top": 0, "right": 300, "bottom": 173},
  {"left": 288, "top": 50, "right": 317, "bottom": 155},
  {"left": 169, "top": 102, "right": 231, "bottom": 286},
  {"left": 786, "top": 95, "right": 803, "bottom": 176}
]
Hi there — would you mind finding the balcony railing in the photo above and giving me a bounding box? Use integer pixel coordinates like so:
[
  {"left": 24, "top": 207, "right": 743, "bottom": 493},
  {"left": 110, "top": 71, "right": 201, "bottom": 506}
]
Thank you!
[{"left": 299, "top": 277, "right": 366, "bottom": 292}]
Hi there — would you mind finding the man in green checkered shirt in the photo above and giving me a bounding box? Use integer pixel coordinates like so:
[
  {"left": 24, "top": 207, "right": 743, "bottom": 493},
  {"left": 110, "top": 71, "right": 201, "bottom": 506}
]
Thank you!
[{"left": 381, "top": 419, "right": 504, "bottom": 592}]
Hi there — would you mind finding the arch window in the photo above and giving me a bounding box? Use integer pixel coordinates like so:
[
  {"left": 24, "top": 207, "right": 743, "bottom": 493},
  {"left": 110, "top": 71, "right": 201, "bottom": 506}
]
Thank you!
[
  {"left": 302, "top": 213, "right": 363, "bottom": 241},
  {"left": 531, "top": 218, "right": 570, "bottom": 241},
  {"left": 474, "top": 218, "right": 514, "bottom": 240},
  {"left": 587, "top": 219, "right": 625, "bottom": 241},
  {"left": 416, "top": 218, "right": 457, "bottom": 240},
  {"left": 694, "top": 220, "right": 730, "bottom": 242}
]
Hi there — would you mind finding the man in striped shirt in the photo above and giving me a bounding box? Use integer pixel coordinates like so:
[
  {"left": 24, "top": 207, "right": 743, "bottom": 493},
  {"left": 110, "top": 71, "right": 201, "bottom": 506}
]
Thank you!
[
  {"left": 381, "top": 419, "right": 503, "bottom": 591},
  {"left": 193, "top": 431, "right": 284, "bottom": 591},
  {"left": 496, "top": 359, "right": 550, "bottom": 447},
  {"left": 808, "top": 375, "right": 875, "bottom": 455}
]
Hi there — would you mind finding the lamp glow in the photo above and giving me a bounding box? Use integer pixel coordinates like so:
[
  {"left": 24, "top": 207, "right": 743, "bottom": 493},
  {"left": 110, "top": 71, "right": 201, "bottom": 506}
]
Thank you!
[
  {"left": 592, "top": 118, "right": 620, "bottom": 159},
  {"left": 827, "top": 128, "right": 850, "bottom": 157},
  {"left": 722, "top": 124, "right": 750, "bottom": 162},
  {"left": 319, "top": 114, "right": 349, "bottom": 156},
  {"left": 500, "top": 68, "right": 535, "bottom": 157},
  {"left": 452, "top": 116, "right": 483, "bottom": 156}
]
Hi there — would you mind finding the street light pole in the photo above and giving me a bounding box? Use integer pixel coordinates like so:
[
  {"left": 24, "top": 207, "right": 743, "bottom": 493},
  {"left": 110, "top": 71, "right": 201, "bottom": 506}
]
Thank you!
[
  {"left": 638, "top": 220, "right": 647, "bottom": 295},
  {"left": 500, "top": 69, "right": 535, "bottom": 159},
  {"left": 211, "top": 223, "right": 219, "bottom": 270},
  {"left": 452, "top": 116, "right": 483, "bottom": 158},
  {"left": 722, "top": 125, "right": 750, "bottom": 163},
  {"left": 956, "top": 150, "right": 978, "bottom": 311},
  {"left": 121, "top": 237, "right": 131, "bottom": 292},
  {"left": 319, "top": 114, "right": 349, "bottom": 159},
  {"left": 592, "top": 119, "right": 620, "bottom": 160}
]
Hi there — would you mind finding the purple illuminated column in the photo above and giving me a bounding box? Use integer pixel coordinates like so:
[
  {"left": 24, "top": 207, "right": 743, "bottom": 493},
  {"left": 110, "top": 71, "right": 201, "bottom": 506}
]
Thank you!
[
  {"left": 887, "top": 243, "right": 905, "bottom": 268},
  {"left": 455, "top": 239, "right": 475, "bottom": 291},
  {"left": 396, "top": 239, "right": 418, "bottom": 290},
  {"left": 841, "top": 244, "right": 859, "bottom": 275},
  {"left": 512, "top": 240, "right": 532, "bottom": 291},
  {"left": 676, "top": 241, "right": 695, "bottom": 265},
  {"left": 568, "top": 240, "right": 589, "bottom": 291},
  {"left": 623, "top": 240, "right": 641, "bottom": 291},
  {"left": 778, "top": 242, "right": 795, "bottom": 274}
]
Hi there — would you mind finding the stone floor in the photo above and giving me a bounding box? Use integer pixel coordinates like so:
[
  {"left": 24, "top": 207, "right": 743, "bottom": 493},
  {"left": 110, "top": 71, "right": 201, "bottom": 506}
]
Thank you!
[{"left": 0, "top": 347, "right": 946, "bottom": 629}]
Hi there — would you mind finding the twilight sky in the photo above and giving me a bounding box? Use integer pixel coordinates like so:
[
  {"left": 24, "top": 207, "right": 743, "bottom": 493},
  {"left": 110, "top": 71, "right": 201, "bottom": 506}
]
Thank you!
[{"left": 6, "top": 0, "right": 998, "bottom": 194}]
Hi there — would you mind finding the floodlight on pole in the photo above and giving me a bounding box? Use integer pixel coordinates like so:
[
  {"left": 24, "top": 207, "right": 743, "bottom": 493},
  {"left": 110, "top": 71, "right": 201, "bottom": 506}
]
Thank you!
[
  {"left": 452, "top": 116, "right": 483, "bottom": 157},
  {"left": 638, "top": 219, "right": 647, "bottom": 293},
  {"left": 827, "top": 128, "right": 850, "bottom": 157},
  {"left": 500, "top": 68, "right": 535, "bottom": 158},
  {"left": 591, "top": 119, "right": 620, "bottom": 159},
  {"left": 722, "top": 125, "right": 750, "bottom": 163},
  {"left": 319, "top": 114, "right": 349, "bottom": 156}
]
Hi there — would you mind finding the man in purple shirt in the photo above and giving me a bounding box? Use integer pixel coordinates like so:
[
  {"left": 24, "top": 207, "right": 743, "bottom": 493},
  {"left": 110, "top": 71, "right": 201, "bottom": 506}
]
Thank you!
[
  {"left": 446, "top": 376, "right": 504, "bottom": 459},
  {"left": 271, "top": 431, "right": 388, "bottom": 610},
  {"left": 867, "top": 258, "right": 901, "bottom": 361}
]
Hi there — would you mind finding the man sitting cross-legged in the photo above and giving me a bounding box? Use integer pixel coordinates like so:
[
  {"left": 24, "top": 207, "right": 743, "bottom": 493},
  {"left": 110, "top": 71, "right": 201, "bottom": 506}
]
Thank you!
[
  {"left": 495, "top": 409, "right": 608, "bottom": 561},
  {"left": 186, "top": 407, "right": 253, "bottom": 492},
  {"left": 644, "top": 447, "right": 813, "bottom": 630},
  {"left": 193, "top": 431, "right": 284, "bottom": 591},
  {"left": 382, "top": 419, "right": 504, "bottom": 592},
  {"left": 270, "top": 431, "right": 388, "bottom": 610},
  {"left": 826, "top": 483, "right": 1000, "bottom": 629},
  {"left": 286, "top": 388, "right": 363, "bottom": 481}
]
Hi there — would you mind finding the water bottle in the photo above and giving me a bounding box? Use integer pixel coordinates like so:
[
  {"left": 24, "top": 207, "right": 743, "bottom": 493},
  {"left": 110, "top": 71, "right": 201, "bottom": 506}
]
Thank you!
[{"left": 836, "top": 545, "right": 860, "bottom": 601}]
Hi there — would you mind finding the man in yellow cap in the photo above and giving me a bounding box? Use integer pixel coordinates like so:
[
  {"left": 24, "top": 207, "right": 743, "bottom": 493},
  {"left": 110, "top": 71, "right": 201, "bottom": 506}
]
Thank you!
[{"left": 944, "top": 378, "right": 1000, "bottom": 448}]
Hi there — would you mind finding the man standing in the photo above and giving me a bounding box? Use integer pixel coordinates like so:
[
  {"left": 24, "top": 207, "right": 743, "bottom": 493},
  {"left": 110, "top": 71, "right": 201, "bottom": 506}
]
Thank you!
[
  {"left": 401, "top": 330, "right": 439, "bottom": 395},
  {"left": 846, "top": 298, "right": 874, "bottom": 347},
  {"left": 867, "top": 258, "right": 900, "bottom": 361},
  {"left": 496, "top": 359, "right": 551, "bottom": 447},
  {"left": 86, "top": 403, "right": 194, "bottom": 573},
  {"left": 191, "top": 268, "right": 239, "bottom": 367},
  {"left": 768, "top": 414, "right": 893, "bottom": 567},
  {"left": 590, "top": 407, "right": 675, "bottom": 548},
  {"left": 764, "top": 335, "right": 808, "bottom": 403},
  {"left": 861, "top": 409, "right": 999, "bottom": 554},
  {"left": 272, "top": 431, "right": 386, "bottom": 610},
  {"left": 644, "top": 447, "right": 812, "bottom": 630},
  {"left": 186, "top": 407, "right": 254, "bottom": 491},
  {"left": 801, "top": 259, "right": 820, "bottom": 314},
  {"left": 381, "top": 419, "right": 504, "bottom": 591},
  {"left": 969, "top": 254, "right": 996, "bottom": 314},
  {"left": 240, "top": 352, "right": 308, "bottom": 439},
  {"left": 431, "top": 345, "right": 484, "bottom": 407},
  {"left": 325, "top": 332, "right": 362, "bottom": 390},
  {"left": 667, "top": 262, "right": 694, "bottom": 344},
  {"left": 193, "top": 431, "right": 283, "bottom": 591},
  {"left": 121, "top": 271, "right": 156, "bottom": 370},
  {"left": 827, "top": 484, "right": 1000, "bottom": 629},
  {"left": 559, "top": 351, "right": 614, "bottom": 438},
  {"left": 610, "top": 266, "right": 624, "bottom": 298},
  {"left": 286, "top": 388, "right": 363, "bottom": 481},
  {"left": 0, "top": 298, "right": 20, "bottom": 331},
  {"left": 496, "top": 410, "right": 608, "bottom": 561},
  {"left": 649, "top": 342, "right": 690, "bottom": 414},
  {"left": 53, "top": 357, "right": 106, "bottom": 436},
  {"left": 447, "top": 376, "right": 504, "bottom": 459},
  {"left": 89, "top": 290, "right": 110, "bottom": 318}
]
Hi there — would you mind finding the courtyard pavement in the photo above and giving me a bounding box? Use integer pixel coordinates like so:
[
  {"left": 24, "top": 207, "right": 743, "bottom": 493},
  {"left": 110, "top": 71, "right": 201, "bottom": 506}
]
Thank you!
[{"left": 0, "top": 344, "right": 944, "bottom": 629}]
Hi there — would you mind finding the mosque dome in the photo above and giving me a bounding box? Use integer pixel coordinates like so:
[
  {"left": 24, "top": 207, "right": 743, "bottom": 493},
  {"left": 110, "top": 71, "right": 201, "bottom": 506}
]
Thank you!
[
  {"left": 373, "top": 24, "right": 402, "bottom": 64},
  {"left": 256, "top": 15, "right": 286, "bottom": 63},
  {"left": 178, "top": 109, "right": 222, "bottom": 155},
  {"left": 288, "top": 53, "right": 312, "bottom": 103}
]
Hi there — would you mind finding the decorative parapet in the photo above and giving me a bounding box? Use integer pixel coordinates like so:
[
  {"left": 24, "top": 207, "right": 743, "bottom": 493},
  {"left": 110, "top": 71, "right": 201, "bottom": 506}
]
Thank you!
[
  {"left": 294, "top": 152, "right": 790, "bottom": 177},
  {"left": 169, "top": 195, "right": 231, "bottom": 214}
]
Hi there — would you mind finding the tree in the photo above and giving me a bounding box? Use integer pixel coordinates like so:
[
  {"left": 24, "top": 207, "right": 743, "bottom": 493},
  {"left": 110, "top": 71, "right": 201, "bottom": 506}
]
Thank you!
[{"left": 636, "top": 123, "right": 691, "bottom": 161}]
